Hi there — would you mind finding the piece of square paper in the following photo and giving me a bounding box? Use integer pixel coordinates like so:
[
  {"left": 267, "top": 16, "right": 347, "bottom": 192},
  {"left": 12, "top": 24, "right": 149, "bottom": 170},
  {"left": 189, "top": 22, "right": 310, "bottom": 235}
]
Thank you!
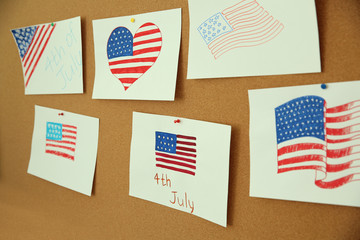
[
  {"left": 92, "top": 8, "right": 181, "bottom": 100},
  {"left": 28, "top": 105, "right": 99, "bottom": 196},
  {"left": 129, "top": 112, "right": 231, "bottom": 226},
  {"left": 11, "top": 17, "right": 83, "bottom": 95},
  {"left": 187, "top": 0, "right": 321, "bottom": 79},
  {"left": 249, "top": 80, "right": 360, "bottom": 207}
]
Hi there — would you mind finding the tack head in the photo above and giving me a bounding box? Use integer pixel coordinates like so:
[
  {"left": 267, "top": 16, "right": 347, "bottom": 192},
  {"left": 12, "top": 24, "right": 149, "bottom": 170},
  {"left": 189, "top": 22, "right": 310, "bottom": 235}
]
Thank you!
[
  {"left": 130, "top": 18, "right": 135, "bottom": 23},
  {"left": 321, "top": 83, "right": 327, "bottom": 89}
]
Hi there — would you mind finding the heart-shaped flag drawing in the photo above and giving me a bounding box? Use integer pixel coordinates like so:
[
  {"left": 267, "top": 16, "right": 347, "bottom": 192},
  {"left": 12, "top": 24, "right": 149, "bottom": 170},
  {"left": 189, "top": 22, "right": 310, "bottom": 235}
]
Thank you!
[{"left": 107, "top": 22, "right": 162, "bottom": 91}]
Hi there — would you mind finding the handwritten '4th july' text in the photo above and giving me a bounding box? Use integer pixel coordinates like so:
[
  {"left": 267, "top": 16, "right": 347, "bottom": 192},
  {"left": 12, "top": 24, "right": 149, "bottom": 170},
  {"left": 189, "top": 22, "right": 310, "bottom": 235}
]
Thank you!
[{"left": 154, "top": 173, "right": 195, "bottom": 214}]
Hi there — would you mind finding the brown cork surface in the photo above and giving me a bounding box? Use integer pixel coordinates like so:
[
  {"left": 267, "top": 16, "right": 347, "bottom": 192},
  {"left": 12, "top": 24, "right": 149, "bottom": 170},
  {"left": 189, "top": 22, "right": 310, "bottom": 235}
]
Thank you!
[{"left": 1, "top": 0, "right": 360, "bottom": 239}]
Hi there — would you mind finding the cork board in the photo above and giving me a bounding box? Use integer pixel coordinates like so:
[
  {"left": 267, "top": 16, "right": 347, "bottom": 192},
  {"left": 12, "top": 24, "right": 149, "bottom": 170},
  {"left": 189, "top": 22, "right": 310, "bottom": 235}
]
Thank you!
[{"left": 1, "top": 0, "right": 360, "bottom": 239}]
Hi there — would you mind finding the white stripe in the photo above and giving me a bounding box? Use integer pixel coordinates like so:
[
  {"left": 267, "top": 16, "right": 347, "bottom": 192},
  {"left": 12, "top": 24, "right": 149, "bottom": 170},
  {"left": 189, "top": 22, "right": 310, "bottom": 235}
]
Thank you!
[
  {"left": 278, "top": 160, "right": 326, "bottom": 170},
  {"left": 110, "top": 61, "right": 154, "bottom": 69},
  {"left": 135, "top": 25, "right": 158, "bottom": 33},
  {"left": 113, "top": 73, "right": 143, "bottom": 79},
  {"left": 45, "top": 145, "right": 75, "bottom": 156},
  {"left": 133, "top": 41, "right": 162, "bottom": 51},
  {"left": 278, "top": 137, "right": 324, "bottom": 149},
  {"left": 322, "top": 166, "right": 360, "bottom": 181},
  {"left": 109, "top": 52, "right": 160, "bottom": 62},
  {"left": 133, "top": 32, "right": 162, "bottom": 43},
  {"left": 278, "top": 150, "right": 325, "bottom": 161}
]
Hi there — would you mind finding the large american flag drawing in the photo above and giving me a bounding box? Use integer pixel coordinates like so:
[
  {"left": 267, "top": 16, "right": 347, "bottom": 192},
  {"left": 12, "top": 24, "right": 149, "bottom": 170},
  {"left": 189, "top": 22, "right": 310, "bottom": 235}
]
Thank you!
[
  {"left": 107, "top": 22, "right": 162, "bottom": 91},
  {"left": 11, "top": 23, "right": 56, "bottom": 87},
  {"left": 45, "top": 122, "right": 77, "bottom": 161},
  {"left": 198, "top": 0, "right": 284, "bottom": 59},
  {"left": 275, "top": 96, "right": 360, "bottom": 189},
  {"left": 155, "top": 131, "right": 197, "bottom": 176}
]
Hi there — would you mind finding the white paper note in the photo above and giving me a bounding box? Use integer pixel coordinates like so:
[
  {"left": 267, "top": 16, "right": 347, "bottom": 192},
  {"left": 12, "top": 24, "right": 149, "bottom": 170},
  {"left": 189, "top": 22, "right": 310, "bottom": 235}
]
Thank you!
[
  {"left": 129, "top": 112, "right": 231, "bottom": 226},
  {"left": 28, "top": 105, "right": 99, "bottom": 196},
  {"left": 11, "top": 17, "right": 83, "bottom": 95},
  {"left": 187, "top": 0, "right": 321, "bottom": 79},
  {"left": 92, "top": 8, "right": 181, "bottom": 100},
  {"left": 249, "top": 80, "right": 360, "bottom": 207}
]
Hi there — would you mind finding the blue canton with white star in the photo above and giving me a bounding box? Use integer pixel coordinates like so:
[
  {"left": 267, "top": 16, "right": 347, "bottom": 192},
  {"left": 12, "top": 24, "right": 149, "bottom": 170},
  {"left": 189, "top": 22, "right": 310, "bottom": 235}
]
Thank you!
[
  {"left": 197, "top": 12, "right": 233, "bottom": 45},
  {"left": 275, "top": 96, "right": 325, "bottom": 144},
  {"left": 155, "top": 131, "right": 177, "bottom": 154},
  {"left": 46, "top": 122, "right": 62, "bottom": 141},
  {"left": 11, "top": 26, "right": 37, "bottom": 58},
  {"left": 107, "top": 27, "right": 133, "bottom": 59}
]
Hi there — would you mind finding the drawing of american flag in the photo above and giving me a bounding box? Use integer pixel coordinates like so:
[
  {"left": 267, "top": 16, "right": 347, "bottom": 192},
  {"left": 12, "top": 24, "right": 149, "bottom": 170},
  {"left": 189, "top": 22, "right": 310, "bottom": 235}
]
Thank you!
[
  {"left": 198, "top": 0, "right": 284, "bottom": 59},
  {"left": 275, "top": 96, "right": 360, "bottom": 189},
  {"left": 155, "top": 131, "right": 197, "bottom": 176},
  {"left": 45, "top": 122, "right": 77, "bottom": 161},
  {"left": 107, "top": 23, "right": 162, "bottom": 90},
  {"left": 11, "top": 23, "right": 56, "bottom": 87}
]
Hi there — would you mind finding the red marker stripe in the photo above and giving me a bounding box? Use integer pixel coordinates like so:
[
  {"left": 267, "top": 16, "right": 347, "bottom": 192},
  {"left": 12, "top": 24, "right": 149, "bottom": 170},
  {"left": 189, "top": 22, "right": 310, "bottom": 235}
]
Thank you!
[
  {"left": 23, "top": 25, "right": 44, "bottom": 66},
  {"left": 133, "top": 37, "right": 162, "bottom": 47},
  {"left": 177, "top": 135, "right": 196, "bottom": 140},
  {"left": 176, "top": 141, "right": 196, "bottom": 146},
  {"left": 155, "top": 152, "right": 196, "bottom": 164},
  {"left": 45, "top": 150, "right": 74, "bottom": 160},
  {"left": 117, "top": 78, "right": 138, "bottom": 84},
  {"left": 327, "top": 101, "right": 359, "bottom": 113},
  {"left": 315, "top": 174, "right": 355, "bottom": 189},
  {"left": 278, "top": 143, "right": 325, "bottom": 156},
  {"left": 140, "top": 22, "right": 156, "bottom": 28},
  {"left": 134, "top": 29, "right": 160, "bottom": 38},
  {"left": 327, "top": 146, "right": 360, "bottom": 158},
  {"left": 63, "top": 135, "right": 76, "bottom": 140},
  {"left": 176, "top": 146, "right": 196, "bottom": 152},
  {"left": 278, "top": 154, "right": 325, "bottom": 166},
  {"left": 156, "top": 164, "right": 195, "bottom": 176},
  {"left": 62, "top": 129, "right": 77, "bottom": 134},
  {"left": 22, "top": 26, "right": 39, "bottom": 61},
  {"left": 109, "top": 57, "right": 157, "bottom": 65},
  {"left": 176, "top": 151, "right": 196, "bottom": 158},
  {"left": 46, "top": 143, "right": 75, "bottom": 152},
  {"left": 133, "top": 46, "right": 161, "bottom": 56},
  {"left": 111, "top": 66, "right": 151, "bottom": 74},
  {"left": 156, "top": 158, "right": 196, "bottom": 169},
  {"left": 326, "top": 161, "right": 356, "bottom": 173},
  {"left": 62, "top": 124, "right": 77, "bottom": 129},
  {"left": 26, "top": 24, "right": 56, "bottom": 87}
]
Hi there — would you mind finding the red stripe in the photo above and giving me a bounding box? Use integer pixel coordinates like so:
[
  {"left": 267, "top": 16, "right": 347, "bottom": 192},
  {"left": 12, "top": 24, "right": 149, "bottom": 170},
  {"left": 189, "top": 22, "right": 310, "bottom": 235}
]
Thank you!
[
  {"left": 326, "top": 146, "right": 360, "bottom": 158},
  {"left": 22, "top": 26, "right": 39, "bottom": 61},
  {"left": 326, "top": 111, "right": 360, "bottom": 123},
  {"left": 156, "top": 164, "right": 195, "bottom": 176},
  {"left": 177, "top": 135, "right": 196, "bottom": 140},
  {"left": 46, "top": 139, "right": 75, "bottom": 145},
  {"left": 46, "top": 143, "right": 75, "bottom": 152},
  {"left": 133, "top": 37, "right": 162, "bottom": 47},
  {"left": 176, "top": 151, "right": 196, "bottom": 158},
  {"left": 133, "top": 46, "right": 161, "bottom": 56},
  {"left": 278, "top": 165, "right": 324, "bottom": 173},
  {"left": 155, "top": 152, "right": 196, "bottom": 164},
  {"left": 278, "top": 155, "right": 325, "bottom": 166},
  {"left": 327, "top": 161, "right": 355, "bottom": 173},
  {"left": 118, "top": 78, "right": 137, "bottom": 84},
  {"left": 176, "top": 141, "right": 196, "bottom": 146},
  {"left": 24, "top": 25, "right": 44, "bottom": 66},
  {"left": 327, "top": 137, "right": 358, "bottom": 143},
  {"left": 134, "top": 29, "right": 160, "bottom": 38},
  {"left": 326, "top": 127, "right": 351, "bottom": 135},
  {"left": 62, "top": 124, "right": 77, "bottom": 129},
  {"left": 109, "top": 57, "right": 157, "bottom": 65},
  {"left": 26, "top": 24, "right": 55, "bottom": 87},
  {"left": 176, "top": 146, "right": 196, "bottom": 153},
  {"left": 111, "top": 66, "right": 151, "bottom": 74},
  {"left": 327, "top": 101, "right": 358, "bottom": 113},
  {"left": 45, "top": 150, "right": 74, "bottom": 160},
  {"left": 315, "top": 174, "right": 354, "bottom": 189},
  {"left": 25, "top": 24, "right": 51, "bottom": 75},
  {"left": 62, "top": 129, "right": 77, "bottom": 134},
  {"left": 63, "top": 135, "right": 76, "bottom": 140},
  {"left": 156, "top": 158, "right": 196, "bottom": 169},
  {"left": 140, "top": 22, "right": 155, "bottom": 27},
  {"left": 277, "top": 143, "right": 325, "bottom": 156}
]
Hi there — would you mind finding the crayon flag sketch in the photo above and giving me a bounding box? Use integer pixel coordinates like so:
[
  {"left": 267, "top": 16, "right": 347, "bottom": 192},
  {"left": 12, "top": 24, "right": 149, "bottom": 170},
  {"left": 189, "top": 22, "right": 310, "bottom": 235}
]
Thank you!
[
  {"left": 275, "top": 96, "right": 360, "bottom": 189},
  {"left": 155, "top": 131, "right": 197, "bottom": 176},
  {"left": 45, "top": 122, "right": 77, "bottom": 161},
  {"left": 107, "top": 23, "right": 162, "bottom": 91},
  {"left": 198, "top": 0, "right": 284, "bottom": 59}
]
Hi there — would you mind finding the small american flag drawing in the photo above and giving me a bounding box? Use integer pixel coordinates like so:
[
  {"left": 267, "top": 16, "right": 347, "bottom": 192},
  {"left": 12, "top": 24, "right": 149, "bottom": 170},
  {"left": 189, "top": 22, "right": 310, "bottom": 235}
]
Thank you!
[
  {"left": 45, "top": 122, "right": 77, "bottom": 161},
  {"left": 275, "top": 96, "right": 360, "bottom": 189},
  {"left": 11, "top": 23, "right": 56, "bottom": 88},
  {"left": 107, "top": 22, "right": 162, "bottom": 91},
  {"left": 155, "top": 131, "right": 197, "bottom": 176},
  {"left": 198, "top": 0, "right": 284, "bottom": 59}
]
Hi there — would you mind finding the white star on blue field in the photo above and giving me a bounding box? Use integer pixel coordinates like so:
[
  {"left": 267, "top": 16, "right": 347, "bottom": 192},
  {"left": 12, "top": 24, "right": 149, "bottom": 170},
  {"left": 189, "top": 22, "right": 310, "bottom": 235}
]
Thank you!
[
  {"left": 107, "top": 27, "right": 133, "bottom": 59},
  {"left": 275, "top": 96, "right": 325, "bottom": 144}
]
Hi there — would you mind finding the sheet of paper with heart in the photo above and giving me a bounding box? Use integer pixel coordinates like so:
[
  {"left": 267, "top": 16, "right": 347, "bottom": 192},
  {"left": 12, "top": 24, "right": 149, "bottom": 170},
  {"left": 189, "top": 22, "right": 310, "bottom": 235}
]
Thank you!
[
  {"left": 28, "top": 105, "right": 99, "bottom": 196},
  {"left": 92, "top": 8, "right": 181, "bottom": 100},
  {"left": 11, "top": 17, "right": 83, "bottom": 95},
  {"left": 129, "top": 112, "right": 231, "bottom": 227}
]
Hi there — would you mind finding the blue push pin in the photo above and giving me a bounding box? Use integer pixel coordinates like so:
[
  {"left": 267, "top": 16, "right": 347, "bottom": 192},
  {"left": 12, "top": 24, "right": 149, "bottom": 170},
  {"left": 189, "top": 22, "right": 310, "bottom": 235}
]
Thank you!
[{"left": 321, "top": 83, "right": 327, "bottom": 89}]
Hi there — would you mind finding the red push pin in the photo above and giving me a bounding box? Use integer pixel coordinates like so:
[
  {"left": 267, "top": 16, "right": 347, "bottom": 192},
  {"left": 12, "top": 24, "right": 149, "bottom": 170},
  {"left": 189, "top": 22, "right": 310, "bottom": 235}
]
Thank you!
[
  {"left": 174, "top": 119, "right": 180, "bottom": 123},
  {"left": 58, "top": 112, "right": 64, "bottom": 116}
]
